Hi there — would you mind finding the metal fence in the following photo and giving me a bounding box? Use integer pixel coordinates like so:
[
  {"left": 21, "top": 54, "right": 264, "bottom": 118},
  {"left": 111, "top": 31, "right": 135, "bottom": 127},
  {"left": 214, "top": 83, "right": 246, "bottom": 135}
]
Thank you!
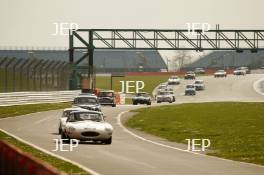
[{"left": 0, "top": 57, "right": 71, "bottom": 92}]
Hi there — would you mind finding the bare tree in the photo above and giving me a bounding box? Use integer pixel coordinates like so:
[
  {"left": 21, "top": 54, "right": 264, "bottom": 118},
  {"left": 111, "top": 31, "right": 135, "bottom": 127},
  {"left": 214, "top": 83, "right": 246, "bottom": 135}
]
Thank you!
[{"left": 171, "top": 50, "right": 192, "bottom": 71}]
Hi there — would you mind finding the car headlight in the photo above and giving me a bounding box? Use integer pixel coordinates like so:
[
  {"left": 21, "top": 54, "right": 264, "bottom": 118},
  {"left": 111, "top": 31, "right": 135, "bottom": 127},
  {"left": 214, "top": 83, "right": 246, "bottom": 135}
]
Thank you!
[{"left": 105, "top": 127, "right": 112, "bottom": 132}]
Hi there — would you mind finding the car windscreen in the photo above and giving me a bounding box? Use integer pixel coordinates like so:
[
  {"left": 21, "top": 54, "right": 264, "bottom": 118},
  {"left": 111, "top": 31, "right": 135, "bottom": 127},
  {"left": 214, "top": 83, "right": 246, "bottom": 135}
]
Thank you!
[
  {"left": 171, "top": 76, "right": 178, "bottom": 79},
  {"left": 195, "top": 81, "right": 203, "bottom": 84},
  {"left": 74, "top": 97, "right": 97, "bottom": 104},
  {"left": 69, "top": 113, "right": 103, "bottom": 122},
  {"left": 158, "top": 91, "right": 169, "bottom": 95},
  {"left": 186, "top": 85, "right": 194, "bottom": 88},
  {"left": 63, "top": 110, "right": 75, "bottom": 118},
  {"left": 136, "top": 93, "right": 148, "bottom": 97},
  {"left": 98, "top": 92, "right": 114, "bottom": 97}
]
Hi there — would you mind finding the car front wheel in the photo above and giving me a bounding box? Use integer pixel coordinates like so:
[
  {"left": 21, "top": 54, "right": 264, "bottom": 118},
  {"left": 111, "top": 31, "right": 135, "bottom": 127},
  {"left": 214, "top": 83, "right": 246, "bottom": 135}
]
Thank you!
[
  {"left": 61, "top": 132, "right": 70, "bottom": 143},
  {"left": 58, "top": 128, "right": 62, "bottom": 134}
]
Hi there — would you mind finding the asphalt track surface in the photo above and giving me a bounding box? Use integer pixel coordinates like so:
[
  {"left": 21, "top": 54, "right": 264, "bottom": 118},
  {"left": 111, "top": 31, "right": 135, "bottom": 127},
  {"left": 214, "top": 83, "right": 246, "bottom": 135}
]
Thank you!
[{"left": 1, "top": 74, "right": 264, "bottom": 175}]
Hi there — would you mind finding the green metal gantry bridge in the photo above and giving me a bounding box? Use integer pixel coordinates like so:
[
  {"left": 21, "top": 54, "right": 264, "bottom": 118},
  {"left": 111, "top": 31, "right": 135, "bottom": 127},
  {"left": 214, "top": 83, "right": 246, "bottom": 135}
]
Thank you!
[{"left": 69, "top": 27, "right": 264, "bottom": 89}]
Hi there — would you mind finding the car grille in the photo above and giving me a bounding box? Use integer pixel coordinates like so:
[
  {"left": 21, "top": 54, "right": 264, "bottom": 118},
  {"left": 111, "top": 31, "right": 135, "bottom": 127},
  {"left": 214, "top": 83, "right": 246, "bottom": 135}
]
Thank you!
[{"left": 81, "top": 131, "right": 100, "bottom": 137}]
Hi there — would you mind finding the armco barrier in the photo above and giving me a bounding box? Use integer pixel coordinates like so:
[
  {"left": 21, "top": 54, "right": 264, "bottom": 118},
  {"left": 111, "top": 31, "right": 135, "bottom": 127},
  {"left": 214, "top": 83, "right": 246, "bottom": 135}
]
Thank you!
[
  {"left": 0, "top": 90, "right": 81, "bottom": 106},
  {"left": 0, "top": 140, "right": 66, "bottom": 175}
]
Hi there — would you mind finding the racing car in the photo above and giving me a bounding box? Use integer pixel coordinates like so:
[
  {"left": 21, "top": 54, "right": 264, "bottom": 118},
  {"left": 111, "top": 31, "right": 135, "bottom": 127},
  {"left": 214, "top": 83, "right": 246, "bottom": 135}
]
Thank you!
[
  {"left": 184, "top": 71, "right": 196, "bottom": 80},
  {"left": 194, "top": 80, "right": 205, "bottom": 91},
  {"left": 132, "top": 92, "right": 151, "bottom": 105},
  {"left": 97, "top": 90, "right": 116, "bottom": 107},
  {"left": 214, "top": 70, "right": 227, "bottom": 78},
  {"left": 163, "top": 88, "right": 176, "bottom": 102},
  {"left": 61, "top": 110, "right": 113, "bottom": 144},
  {"left": 167, "top": 76, "right": 180, "bottom": 85},
  {"left": 233, "top": 67, "right": 246, "bottom": 75},
  {"left": 156, "top": 91, "right": 174, "bottom": 103},
  {"left": 185, "top": 84, "right": 196, "bottom": 95},
  {"left": 194, "top": 68, "right": 206, "bottom": 74},
  {"left": 157, "top": 83, "right": 168, "bottom": 91},
  {"left": 240, "top": 66, "right": 250, "bottom": 74},
  {"left": 73, "top": 94, "right": 101, "bottom": 111}
]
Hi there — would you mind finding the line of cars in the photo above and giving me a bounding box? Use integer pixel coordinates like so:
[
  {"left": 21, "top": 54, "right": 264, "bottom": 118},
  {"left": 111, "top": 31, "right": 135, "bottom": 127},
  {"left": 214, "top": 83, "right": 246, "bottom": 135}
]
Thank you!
[
  {"left": 171, "top": 71, "right": 205, "bottom": 96},
  {"left": 185, "top": 67, "right": 250, "bottom": 78},
  {"left": 214, "top": 67, "right": 250, "bottom": 77},
  {"left": 132, "top": 67, "right": 249, "bottom": 106},
  {"left": 214, "top": 70, "right": 227, "bottom": 78},
  {"left": 131, "top": 83, "right": 177, "bottom": 104},
  {"left": 158, "top": 73, "right": 206, "bottom": 97},
  {"left": 233, "top": 67, "right": 250, "bottom": 75},
  {"left": 58, "top": 91, "right": 115, "bottom": 145},
  {"left": 134, "top": 69, "right": 204, "bottom": 104},
  {"left": 185, "top": 80, "right": 205, "bottom": 95},
  {"left": 131, "top": 86, "right": 176, "bottom": 105}
]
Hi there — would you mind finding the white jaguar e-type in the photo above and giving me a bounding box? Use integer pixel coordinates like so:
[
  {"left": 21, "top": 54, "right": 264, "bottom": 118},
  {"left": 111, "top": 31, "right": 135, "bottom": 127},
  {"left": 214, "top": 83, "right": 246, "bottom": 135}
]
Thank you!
[{"left": 61, "top": 110, "right": 113, "bottom": 144}]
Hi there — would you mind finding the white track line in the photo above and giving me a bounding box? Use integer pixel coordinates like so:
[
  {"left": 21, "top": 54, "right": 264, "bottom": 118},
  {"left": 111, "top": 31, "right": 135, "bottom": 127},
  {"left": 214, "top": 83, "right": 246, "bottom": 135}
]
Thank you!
[
  {"left": 117, "top": 110, "right": 264, "bottom": 168},
  {"left": 0, "top": 128, "right": 101, "bottom": 175},
  {"left": 253, "top": 78, "right": 264, "bottom": 95},
  {"left": 117, "top": 111, "right": 204, "bottom": 156}
]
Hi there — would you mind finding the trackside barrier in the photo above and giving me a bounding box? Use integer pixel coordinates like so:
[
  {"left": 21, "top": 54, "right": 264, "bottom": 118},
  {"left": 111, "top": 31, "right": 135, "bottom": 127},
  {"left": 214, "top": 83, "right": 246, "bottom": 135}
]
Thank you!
[
  {"left": 115, "top": 93, "right": 121, "bottom": 104},
  {"left": 0, "top": 140, "right": 66, "bottom": 175},
  {"left": 0, "top": 90, "right": 81, "bottom": 106}
]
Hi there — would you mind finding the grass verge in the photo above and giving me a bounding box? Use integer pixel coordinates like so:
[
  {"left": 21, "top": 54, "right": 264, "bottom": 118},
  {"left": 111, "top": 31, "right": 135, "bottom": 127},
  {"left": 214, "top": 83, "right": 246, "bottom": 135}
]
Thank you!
[
  {"left": 96, "top": 75, "right": 170, "bottom": 96},
  {"left": 0, "top": 103, "right": 90, "bottom": 174},
  {"left": 125, "top": 102, "right": 264, "bottom": 165},
  {"left": 0, "top": 102, "right": 71, "bottom": 119}
]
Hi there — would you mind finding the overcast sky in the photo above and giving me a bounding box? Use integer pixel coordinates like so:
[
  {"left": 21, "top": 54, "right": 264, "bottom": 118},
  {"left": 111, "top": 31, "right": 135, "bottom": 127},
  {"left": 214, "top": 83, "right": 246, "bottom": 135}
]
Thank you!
[{"left": 1, "top": 0, "right": 264, "bottom": 58}]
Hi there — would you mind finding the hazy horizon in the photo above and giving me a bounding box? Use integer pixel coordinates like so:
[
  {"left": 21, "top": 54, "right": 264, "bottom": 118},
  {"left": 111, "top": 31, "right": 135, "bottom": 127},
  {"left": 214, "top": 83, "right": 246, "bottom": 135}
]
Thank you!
[{"left": 1, "top": 0, "right": 264, "bottom": 59}]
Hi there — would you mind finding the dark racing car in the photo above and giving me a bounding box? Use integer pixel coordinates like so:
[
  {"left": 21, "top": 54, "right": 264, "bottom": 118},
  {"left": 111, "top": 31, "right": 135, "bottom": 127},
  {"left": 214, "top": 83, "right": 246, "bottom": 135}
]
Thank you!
[
  {"left": 184, "top": 71, "right": 196, "bottom": 80},
  {"left": 98, "top": 90, "right": 116, "bottom": 107},
  {"left": 132, "top": 92, "right": 151, "bottom": 105}
]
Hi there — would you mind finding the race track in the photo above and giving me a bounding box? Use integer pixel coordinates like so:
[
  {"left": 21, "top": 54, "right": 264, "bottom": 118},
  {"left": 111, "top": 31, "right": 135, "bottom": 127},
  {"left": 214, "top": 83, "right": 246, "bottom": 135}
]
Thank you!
[{"left": 0, "top": 74, "right": 264, "bottom": 175}]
